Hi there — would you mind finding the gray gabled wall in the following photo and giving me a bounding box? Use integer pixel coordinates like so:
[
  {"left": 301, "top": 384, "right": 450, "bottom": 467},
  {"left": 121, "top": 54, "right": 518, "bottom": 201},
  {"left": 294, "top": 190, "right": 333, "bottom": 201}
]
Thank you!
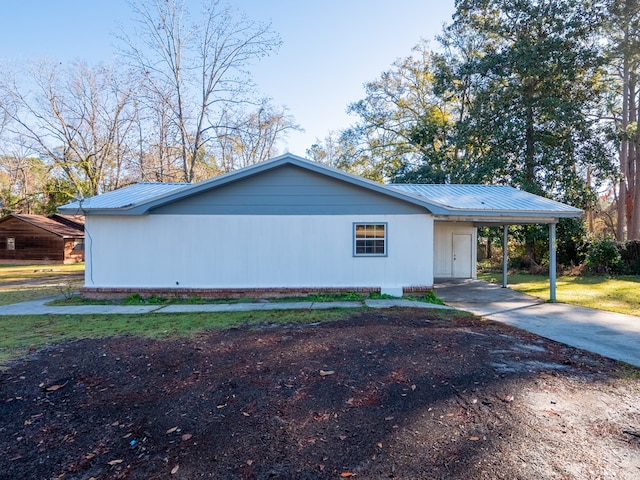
[{"left": 150, "top": 165, "right": 426, "bottom": 215}]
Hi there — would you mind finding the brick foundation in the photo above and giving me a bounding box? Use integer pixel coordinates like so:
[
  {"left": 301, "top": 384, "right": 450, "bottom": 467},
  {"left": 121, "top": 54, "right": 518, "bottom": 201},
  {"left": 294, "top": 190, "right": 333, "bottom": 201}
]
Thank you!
[{"left": 81, "top": 286, "right": 434, "bottom": 300}]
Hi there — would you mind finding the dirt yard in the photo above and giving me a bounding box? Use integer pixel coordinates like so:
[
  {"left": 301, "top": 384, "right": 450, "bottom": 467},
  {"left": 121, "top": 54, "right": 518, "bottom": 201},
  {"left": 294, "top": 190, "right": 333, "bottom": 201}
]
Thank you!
[{"left": 1, "top": 309, "right": 639, "bottom": 479}]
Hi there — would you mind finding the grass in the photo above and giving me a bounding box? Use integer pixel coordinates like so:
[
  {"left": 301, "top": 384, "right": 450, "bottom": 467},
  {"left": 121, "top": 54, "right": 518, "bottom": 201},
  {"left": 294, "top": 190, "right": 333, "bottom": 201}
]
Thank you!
[
  {"left": 0, "top": 263, "right": 84, "bottom": 282},
  {"left": 47, "top": 290, "right": 445, "bottom": 306},
  {"left": 0, "top": 309, "right": 353, "bottom": 367},
  {"left": 479, "top": 272, "right": 640, "bottom": 316},
  {"left": 0, "top": 263, "right": 84, "bottom": 306}
]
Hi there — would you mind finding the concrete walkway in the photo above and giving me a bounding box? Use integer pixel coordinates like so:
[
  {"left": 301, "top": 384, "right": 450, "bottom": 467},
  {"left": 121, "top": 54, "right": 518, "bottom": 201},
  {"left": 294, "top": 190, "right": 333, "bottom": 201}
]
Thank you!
[
  {"left": 0, "top": 297, "right": 452, "bottom": 316},
  {"left": 436, "top": 279, "right": 640, "bottom": 368}
]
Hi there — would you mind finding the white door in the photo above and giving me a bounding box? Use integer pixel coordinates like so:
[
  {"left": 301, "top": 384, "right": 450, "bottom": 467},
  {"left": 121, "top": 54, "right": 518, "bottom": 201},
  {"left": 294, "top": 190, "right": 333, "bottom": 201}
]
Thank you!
[{"left": 452, "top": 233, "right": 472, "bottom": 278}]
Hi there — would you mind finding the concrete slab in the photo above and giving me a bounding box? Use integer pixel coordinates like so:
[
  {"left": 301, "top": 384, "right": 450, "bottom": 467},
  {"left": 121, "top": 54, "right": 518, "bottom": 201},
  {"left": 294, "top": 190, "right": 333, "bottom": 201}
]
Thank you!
[
  {"left": 262, "top": 302, "right": 314, "bottom": 310},
  {"left": 365, "top": 299, "right": 453, "bottom": 309},
  {"left": 0, "top": 297, "right": 159, "bottom": 315},
  {"left": 158, "top": 303, "right": 272, "bottom": 313},
  {"left": 311, "top": 301, "right": 363, "bottom": 309},
  {"left": 436, "top": 280, "right": 640, "bottom": 367}
]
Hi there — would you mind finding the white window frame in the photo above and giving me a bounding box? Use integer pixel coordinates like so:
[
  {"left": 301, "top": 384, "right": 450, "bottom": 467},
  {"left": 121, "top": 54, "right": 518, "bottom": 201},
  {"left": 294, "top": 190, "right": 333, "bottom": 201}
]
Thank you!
[
  {"left": 353, "top": 223, "right": 387, "bottom": 257},
  {"left": 6, "top": 237, "right": 15, "bottom": 250}
]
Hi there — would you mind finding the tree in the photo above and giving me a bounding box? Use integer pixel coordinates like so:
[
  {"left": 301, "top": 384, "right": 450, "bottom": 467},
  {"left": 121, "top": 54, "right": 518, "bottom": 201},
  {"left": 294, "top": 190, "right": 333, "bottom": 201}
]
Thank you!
[
  {"left": 443, "top": 0, "right": 615, "bottom": 262},
  {"left": 339, "top": 43, "right": 455, "bottom": 182},
  {"left": 604, "top": 0, "right": 640, "bottom": 240},
  {"left": 0, "top": 60, "right": 137, "bottom": 197},
  {"left": 213, "top": 100, "right": 300, "bottom": 174},
  {"left": 121, "top": 0, "right": 282, "bottom": 182},
  {"left": 0, "top": 151, "right": 48, "bottom": 215},
  {"left": 446, "top": 0, "right": 610, "bottom": 201}
]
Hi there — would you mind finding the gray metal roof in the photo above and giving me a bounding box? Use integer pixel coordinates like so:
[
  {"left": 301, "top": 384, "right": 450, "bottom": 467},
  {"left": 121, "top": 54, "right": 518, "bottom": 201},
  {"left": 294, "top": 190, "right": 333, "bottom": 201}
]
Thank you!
[
  {"left": 57, "top": 154, "right": 583, "bottom": 223},
  {"left": 59, "top": 182, "right": 190, "bottom": 213},
  {"left": 388, "top": 184, "right": 582, "bottom": 214}
]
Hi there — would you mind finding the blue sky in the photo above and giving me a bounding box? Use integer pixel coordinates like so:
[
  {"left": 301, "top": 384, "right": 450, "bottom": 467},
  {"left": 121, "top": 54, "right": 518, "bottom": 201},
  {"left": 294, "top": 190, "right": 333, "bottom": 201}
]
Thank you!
[{"left": 0, "top": 1, "right": 455, "bottom": 155}]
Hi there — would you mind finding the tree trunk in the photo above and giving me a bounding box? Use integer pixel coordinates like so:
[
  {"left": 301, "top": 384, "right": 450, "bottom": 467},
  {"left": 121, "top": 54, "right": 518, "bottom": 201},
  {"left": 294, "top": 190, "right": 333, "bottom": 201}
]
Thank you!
[
  {"left": 617, "top": 23, "right": 631, "bottom": 241},
  {"left": 629, "top": 74, "right": 639, "bottom": 239}
]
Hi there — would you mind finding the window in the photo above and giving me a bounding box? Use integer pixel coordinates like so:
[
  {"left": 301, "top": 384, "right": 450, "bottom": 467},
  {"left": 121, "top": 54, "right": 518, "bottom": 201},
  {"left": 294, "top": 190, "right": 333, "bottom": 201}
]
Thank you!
[
  {"left": 73, "top": 239, "right": 85, "bottom": 251},
  {"left": 354, "top": 223, "right": 386, "bottom": 256},
  {"left": 6, "top": 237, "right": 15, "bottom": 250}
]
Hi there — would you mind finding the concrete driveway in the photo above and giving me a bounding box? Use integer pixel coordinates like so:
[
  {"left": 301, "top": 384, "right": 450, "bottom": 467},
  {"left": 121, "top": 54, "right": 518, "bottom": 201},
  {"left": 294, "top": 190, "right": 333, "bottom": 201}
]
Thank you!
[{"left": 435, "top": 279, "right": 640, "bottom": 368}]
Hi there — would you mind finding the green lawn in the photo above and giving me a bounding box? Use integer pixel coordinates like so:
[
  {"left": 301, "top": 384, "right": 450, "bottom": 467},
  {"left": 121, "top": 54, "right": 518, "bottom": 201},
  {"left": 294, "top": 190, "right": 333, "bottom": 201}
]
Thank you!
[
  {"left": 0, "top": 263, "right": 84, "bottom": 306},
  {"left": 0, "top": 309, "right": 356, "bottom": 366},
  {"left": 479, "top": 272, "right": 640, "bottom": 316}
]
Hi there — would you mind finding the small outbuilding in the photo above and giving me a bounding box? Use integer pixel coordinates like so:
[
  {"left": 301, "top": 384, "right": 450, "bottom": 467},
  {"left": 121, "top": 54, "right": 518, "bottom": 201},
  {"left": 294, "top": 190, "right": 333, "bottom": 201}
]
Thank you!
[
  {"left": 0, "top": 214, "right": 85, "bottom": 264},
  {"left": 58, "top": 154, "right": 581, "bottom": 299}
]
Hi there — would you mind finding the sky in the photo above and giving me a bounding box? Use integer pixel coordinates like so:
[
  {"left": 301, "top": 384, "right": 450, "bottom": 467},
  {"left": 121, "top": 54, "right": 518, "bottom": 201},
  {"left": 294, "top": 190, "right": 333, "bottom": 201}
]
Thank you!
[{"left": 0, "top": 1, "right": 456, "bottom": 155}]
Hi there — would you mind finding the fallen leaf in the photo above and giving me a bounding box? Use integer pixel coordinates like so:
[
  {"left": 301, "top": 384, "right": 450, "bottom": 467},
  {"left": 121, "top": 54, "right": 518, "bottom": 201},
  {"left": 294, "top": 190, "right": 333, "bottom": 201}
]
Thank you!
[
  {"left": 502, "top": 395, "right": 514, "bottom": 402},
  {"left": 108, "top": 459, "right": 123, "bottom": 466},
  {"left": 411, "top": 384, "right": 416, "bottom": 391},
  {"left": 171, "top": 465, "right": 179, "bottom": 474},
  {"left": 45, "top": 382, "right": 67, "bottom": 392},
  {"left": 338, "top": 435, "right": 347, "bottom": 440},
  {"left": 166, "top": 426, "right": 178, "bottom": 434},
  {"left": 469, "top": 436, "right": 480, "bottom": 441},
  {"left": 340, "top": 473, "right": 354, "bottom": 477},
  {"left": 216, "top": 404, "right": 226, "bottom": 409},
  {"left": 247, "top": 460, "right": 253, "bottom": 466},
  {"left": 242, "top": 412, "right": 250, "bottom": 417},
  {"left": 319, "top": 370, "right": 335, "bottom": 377},
  {"left": 181, "top": 433, "right": 192, "bottom": 441},
  {"left": 376, "top": 442, "right": 383, "bottom": 448}
]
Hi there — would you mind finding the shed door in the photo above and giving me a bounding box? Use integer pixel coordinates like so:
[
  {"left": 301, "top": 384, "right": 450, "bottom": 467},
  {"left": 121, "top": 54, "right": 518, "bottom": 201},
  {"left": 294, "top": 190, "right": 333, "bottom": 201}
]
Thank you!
[{"left": 452, "top": 233, "right": 472, "bottom": 278}]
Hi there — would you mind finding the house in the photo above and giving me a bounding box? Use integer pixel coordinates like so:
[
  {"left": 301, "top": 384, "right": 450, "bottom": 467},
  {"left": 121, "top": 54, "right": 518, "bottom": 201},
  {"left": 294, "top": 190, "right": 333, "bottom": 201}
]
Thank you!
[
  {"left": 0, "top": 214, "right": 85, "bottom": 264},
  {"left": 58, "top": 153, "right": 582, "bottom": 299}
]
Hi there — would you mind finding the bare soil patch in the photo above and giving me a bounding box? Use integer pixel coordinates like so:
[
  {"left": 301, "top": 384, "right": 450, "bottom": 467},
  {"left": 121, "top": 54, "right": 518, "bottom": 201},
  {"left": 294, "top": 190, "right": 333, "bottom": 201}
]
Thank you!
[{"left": 1, "top": 309, "right": 639, "bottom": 479}]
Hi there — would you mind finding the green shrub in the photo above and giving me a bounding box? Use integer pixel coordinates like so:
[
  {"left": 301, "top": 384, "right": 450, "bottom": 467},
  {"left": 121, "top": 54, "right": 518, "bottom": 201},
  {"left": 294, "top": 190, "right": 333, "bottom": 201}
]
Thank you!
[
  {"left": 424, "top": 290, "right": 445, "bottom": 305},
  {"left": 585, "top": 237, "right": 622, "bottom": 274},
  {"left": 123, "top": 293, "right": 144, "bottom": 304}
]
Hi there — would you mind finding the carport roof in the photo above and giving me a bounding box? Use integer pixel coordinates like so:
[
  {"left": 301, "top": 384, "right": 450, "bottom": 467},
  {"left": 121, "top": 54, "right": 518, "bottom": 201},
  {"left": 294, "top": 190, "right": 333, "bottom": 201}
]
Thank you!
[
  {"left": 58, "top": 154, "right": 583, "bottom": 223},
  {"left": 388, "top": 184, "right": 582, "bottom": 223}
]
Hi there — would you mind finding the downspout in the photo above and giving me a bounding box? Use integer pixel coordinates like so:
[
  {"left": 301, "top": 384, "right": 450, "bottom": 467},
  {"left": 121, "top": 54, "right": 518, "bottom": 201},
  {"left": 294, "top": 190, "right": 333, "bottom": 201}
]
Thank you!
[{"left": 502, "top": 225, "right": 509, "bottom": 288}]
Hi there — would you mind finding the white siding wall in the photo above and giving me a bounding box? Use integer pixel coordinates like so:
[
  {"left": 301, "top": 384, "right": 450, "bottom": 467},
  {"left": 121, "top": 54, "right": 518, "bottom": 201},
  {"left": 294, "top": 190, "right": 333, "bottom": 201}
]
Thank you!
[
  {"left": 433, "top": 221, "right": 477, "bottom": 278},
  {"left": 85, "top": 214, "right": 434, "bottom": 289}
]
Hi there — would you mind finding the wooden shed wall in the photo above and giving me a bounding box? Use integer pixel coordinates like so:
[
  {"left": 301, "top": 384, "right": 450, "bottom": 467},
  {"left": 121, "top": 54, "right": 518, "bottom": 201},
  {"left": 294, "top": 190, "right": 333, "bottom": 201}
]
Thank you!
[{"left": 0, "top": 217, "right": 66, "bottom": 262}]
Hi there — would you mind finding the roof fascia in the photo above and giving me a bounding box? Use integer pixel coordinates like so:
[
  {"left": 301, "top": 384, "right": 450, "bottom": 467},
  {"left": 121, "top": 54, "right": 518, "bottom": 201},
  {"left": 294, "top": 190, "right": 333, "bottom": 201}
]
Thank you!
[{"left": 434, "top": 213, "right": 580, "bottom": 225}]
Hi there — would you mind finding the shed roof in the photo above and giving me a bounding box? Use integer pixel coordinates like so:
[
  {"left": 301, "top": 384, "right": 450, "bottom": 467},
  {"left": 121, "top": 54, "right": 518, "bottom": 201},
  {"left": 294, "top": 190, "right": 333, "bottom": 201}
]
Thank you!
[
  {"left": 57, "top": 154, "right": 583, "bottom": 223},
  {"left": 1, "top": 214, "right": 85, "bottom": 238}
]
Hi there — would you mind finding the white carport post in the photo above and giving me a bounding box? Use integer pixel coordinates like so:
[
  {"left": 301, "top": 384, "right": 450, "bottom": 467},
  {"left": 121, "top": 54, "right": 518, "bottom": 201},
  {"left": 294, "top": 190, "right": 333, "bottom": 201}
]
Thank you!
[
  {"left": 549, "top": 222, "right": 557, "bottom": 301},
  {"left": 502, "top": 225, "right": 509, "bottom": 288}
]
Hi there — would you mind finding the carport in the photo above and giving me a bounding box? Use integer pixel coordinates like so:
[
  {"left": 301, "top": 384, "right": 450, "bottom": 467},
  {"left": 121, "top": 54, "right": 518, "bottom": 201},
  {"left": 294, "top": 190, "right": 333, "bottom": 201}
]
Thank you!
[{"left": 388, "top": 185, "right": 584, "bottom": 301}]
